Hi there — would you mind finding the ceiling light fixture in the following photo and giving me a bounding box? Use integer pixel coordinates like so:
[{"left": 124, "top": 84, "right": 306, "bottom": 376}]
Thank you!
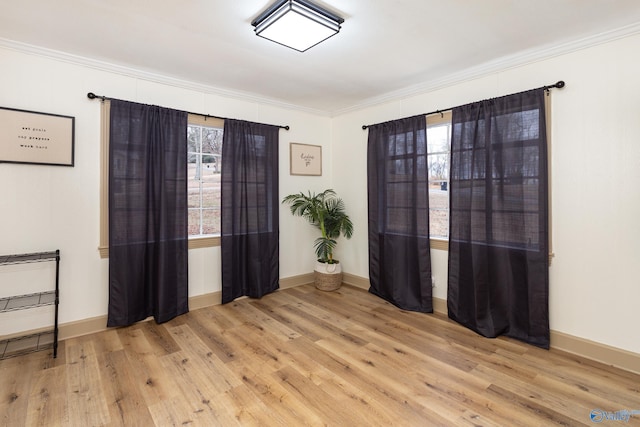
[{"left": 251, "top": 0, "right": 344, "bottom": 52}]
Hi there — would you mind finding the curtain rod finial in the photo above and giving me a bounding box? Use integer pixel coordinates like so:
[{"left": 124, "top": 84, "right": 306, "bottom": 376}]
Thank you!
[
  {"left": 87, "top": 92, "right": 106, "bottom": 101},
  {"left": 555, "top": 81, "right": 565, "bottom": 89}
]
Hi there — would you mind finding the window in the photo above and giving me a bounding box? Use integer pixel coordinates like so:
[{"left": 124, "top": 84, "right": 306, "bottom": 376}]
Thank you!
[
  {"left": 99, "top": 105, "right": 224, "bottom": 258},
  {"left": 187, "top": 118, "right": 223, "bottom": 237},
  {"left": 426, "top": 112, "right": 452, "bottom": 242},
  {"left": 423, "top": 105, "right": 551, "bottom": 260}
]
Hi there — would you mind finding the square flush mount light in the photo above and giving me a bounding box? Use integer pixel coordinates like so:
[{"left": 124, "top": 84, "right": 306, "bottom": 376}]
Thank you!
[{"left": 252, "top": 0, "right": 344, "bottom": 52}]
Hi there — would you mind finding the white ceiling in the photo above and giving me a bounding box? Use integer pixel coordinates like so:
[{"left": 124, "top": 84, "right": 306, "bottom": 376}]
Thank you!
[{"left": 2, "top": 1, "right": 640, "bottom": 114}]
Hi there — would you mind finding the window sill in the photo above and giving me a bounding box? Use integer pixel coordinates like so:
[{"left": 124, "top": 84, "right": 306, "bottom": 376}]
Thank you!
[
  {"left": 430, "top": 238, "right": 449, "bottom": 251},
  {"left": 189, "top": 235, "right": 221, "bottom": 249}
]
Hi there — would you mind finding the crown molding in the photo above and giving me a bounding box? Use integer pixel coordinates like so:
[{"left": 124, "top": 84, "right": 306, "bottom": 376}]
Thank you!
[
  {"left": 3, "top": 20, "right": 640, "bottom": 119},
  {"left": 0, "top": 37, "right": 331, "bottom": 117},
  {"left": 330, "top": 21, "right": 640, "bottom": 116}
]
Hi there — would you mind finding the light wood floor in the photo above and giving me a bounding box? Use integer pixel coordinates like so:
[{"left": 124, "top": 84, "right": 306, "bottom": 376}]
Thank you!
[{"left": 1, "top": 284, "right": 639, "bottom": 426}]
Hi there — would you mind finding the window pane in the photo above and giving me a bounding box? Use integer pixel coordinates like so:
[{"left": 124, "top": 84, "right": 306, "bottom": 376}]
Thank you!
[
  {"left": 428, "top": 184, "right": 448, "bottom": 242},
  {"left": 188, "top": 208, "right": 201, "bottom": 235},
  {"left": 428, "top": 153, "right": 448, "bottom": 182},
  {"left": 429, "top": 207, "right": 448, "bottom": 239},
  {"left": 202, "top": 172, "right": 220, "bottom": 208},
  {"left": 187, "top": 126, "right": 200, "bottom": 153},
  {"left": 202, "top": 209, "right": 220, "bottom": 235},
  {"left": 202, "top": 128, "right": 223, "bottom": 154},
  {"left": 187, "top": 154, "right": 201, "bottom": 209},
  {"left": 427, "top": 124, "right": 450, "bottom": 154}
]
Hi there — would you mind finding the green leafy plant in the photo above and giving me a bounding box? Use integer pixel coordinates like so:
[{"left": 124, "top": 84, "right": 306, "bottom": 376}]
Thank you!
[{"left": 282, "top": 189, "right": 353, "bottom": 264}]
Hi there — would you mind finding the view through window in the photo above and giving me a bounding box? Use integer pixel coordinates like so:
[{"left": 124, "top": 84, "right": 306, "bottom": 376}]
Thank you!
[
  {"left": 187, "top": 123, "right": 223, "bottom": 236},
  {"left": 427, "top": 113, "right": 451, "bottom": 239}
]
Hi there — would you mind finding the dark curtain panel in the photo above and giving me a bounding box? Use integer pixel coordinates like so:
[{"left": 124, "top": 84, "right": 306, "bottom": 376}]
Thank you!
[
  {"left": 447, "top": 88, "right": 549, "bottom": 348},
  {"left": 221, "top": 119, "right": 279, "bottom": 304},
  {"left": 367, "top": 115, "right": 432, "bottom": 312},
  {"left": 108, "top": 100, "right": 189, "bottom": 327}
]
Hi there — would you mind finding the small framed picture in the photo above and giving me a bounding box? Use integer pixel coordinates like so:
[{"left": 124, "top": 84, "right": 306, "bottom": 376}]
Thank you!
[
  {"left": 290, "top": 143, "right": 321, "bottom": 176},
  {"left": 0, "top": 106, "right": 75, "bottom": 167}
]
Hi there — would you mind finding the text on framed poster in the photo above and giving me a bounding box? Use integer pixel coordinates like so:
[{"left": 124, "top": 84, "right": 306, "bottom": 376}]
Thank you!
[
  {"left": 290, "top": 143, "right": 321, "bottom": 176},
  {"left": 0, "top": 106, "right": 75, "bottom": 166}
]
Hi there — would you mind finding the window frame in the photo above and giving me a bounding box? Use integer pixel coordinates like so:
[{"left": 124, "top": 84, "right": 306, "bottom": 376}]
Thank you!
[
  {"left": 426, "top": 111, "right": 452, "bottom": 251},
  {"left": 187, "top": 114, "right": 224, "bottom": 241},
  {"left": 99, "top": 104, "right": 221, "bottom": 259}
]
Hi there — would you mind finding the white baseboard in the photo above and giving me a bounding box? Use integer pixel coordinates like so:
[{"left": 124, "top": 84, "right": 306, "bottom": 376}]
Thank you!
[
  {"left": 549, "top": 330, "right": 640, "bottom": 375},
  {"left": 55, "top": 273, "right": 639, "bottom": 375},
  {"left": 280, "top": 273, "right": 314, "bottom": 289},
  {"left": 57, "top": 292, "right": 223, "bottom": 341}
]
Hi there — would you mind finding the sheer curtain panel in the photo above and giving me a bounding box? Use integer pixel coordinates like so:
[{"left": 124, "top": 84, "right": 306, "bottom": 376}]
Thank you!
[
  {"left": 367, "top": 116, "right": 433, "bottom": 312},
  {"left": 108, "top": 100, "right": 189, "bottom": 327},
  {"left": 221, "top": 119, "right": 280, "bottom": 303},
  {"left": 447, "top": 88, "right": 550, "bottom": 348}
]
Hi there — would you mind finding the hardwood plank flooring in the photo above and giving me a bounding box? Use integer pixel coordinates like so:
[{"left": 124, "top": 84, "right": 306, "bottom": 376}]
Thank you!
[{"left": 1, "top": 284, "right": 639, "bottom": 426}]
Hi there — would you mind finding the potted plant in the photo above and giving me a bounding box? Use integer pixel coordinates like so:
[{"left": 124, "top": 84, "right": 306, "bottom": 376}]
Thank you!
[{"left": 282, "top": 189, "right": 353, "bottom": 291}]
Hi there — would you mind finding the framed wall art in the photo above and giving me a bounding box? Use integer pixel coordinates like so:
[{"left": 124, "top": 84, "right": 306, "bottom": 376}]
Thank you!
[
  {"left": 290, "top": 143, "right": 321, "bottom": 176},
  {"left": 0, "top": 106, "right": 75, "bottom": 167}
]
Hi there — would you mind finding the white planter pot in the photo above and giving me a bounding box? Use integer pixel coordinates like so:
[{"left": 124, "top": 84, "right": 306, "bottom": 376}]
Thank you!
[{"left": 314, "top": 260, "right": 342, "bottom": 274}]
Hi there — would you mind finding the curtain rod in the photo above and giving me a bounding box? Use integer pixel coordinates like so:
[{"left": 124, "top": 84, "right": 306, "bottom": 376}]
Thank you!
[
  {"left": 87, "top": 92, "right": 290, "bottom": 130},
  {"left": 361, "top": 80, "right": 565, "bottom": 130}
]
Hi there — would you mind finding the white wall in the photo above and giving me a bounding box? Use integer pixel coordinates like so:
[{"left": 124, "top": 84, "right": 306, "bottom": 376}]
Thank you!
[
  {"left": 0, "top": 46, "right": 331, "bottom": 334},
  {"left": 333, "top": 33, "right": 640, "bottom": 355}
]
